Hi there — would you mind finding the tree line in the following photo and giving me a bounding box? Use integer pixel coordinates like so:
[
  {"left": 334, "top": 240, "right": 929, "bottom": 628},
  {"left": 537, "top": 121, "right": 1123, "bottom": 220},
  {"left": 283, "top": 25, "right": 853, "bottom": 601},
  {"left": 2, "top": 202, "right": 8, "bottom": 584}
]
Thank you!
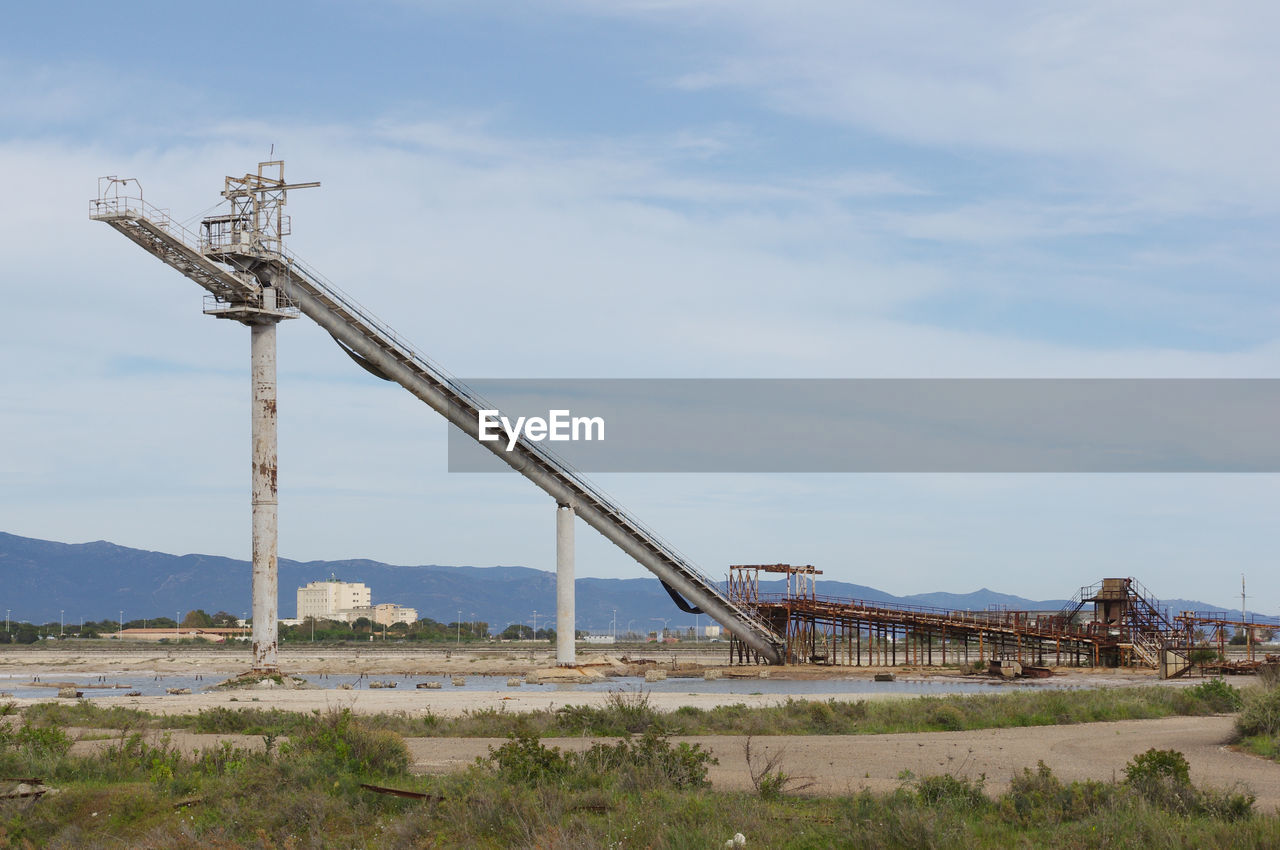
[{"left": 0, "top": 611, "right": 590, "bottom": 644}]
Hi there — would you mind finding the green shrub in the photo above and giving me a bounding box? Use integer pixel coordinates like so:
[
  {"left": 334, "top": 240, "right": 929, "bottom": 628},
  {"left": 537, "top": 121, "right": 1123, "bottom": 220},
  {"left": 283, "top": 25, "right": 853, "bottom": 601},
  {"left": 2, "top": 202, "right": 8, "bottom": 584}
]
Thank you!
[
  {"left": 803, "top": 700, "right": 841, "bottom": 733},
  {"left": 1120, "top": 748, "right": 1254, "bottom": 820},
  {"left": 913, "top": 773, "right": 987, "bottom": 810},
  {"left": 1194, "top": 785, "right": 1258, "bottom": 822},
  {"left": 1187, "top": 679, "right": 1243, "bottom": 712},
  {"left": 74, "top": 731, "right": 185, "bottom": 785},
  {"left": 0, "top": 718, "right": 73, "bottom": 777},
  {"left": 554, "top": 689, "right": 663, "bottom": 736},
  {"left": 485, "top": 728, "right": 715, "bottom": 790},
  {"left": 999, "top": 761, "right": 1115, "bottom": 825},
  {"left": 601, "top": 689, "right": 663, "bottom": 733},
  {"left": 927, "top": 703, "right": 966, "bottom": 731},
  {"left": 188, "top": 705, "right": 301, "bottom": 735},
  {"left": 21, "top": 700, "right": 154, "bottom": 731},
  {"left": 285, "top": 708, "right": 411, "bottom": 777},
  {"left": 1236, "top": 683, "right": 1280, "bottom": 738},
  {"left": 14, "top": 722, "right": 73, "bottom": 758},
  {"left": 1124, "top": 748, "right": 1191, "bottom": 786},
  {"left": 581, "top": 727, "right": 716, "bottom": 789},
  {"left": 754, "top": 769, "right": 790, "bottom": 800},
  {"left": 191, "top": 740, "right": 252, "bottom": 778},
  {"left": 485, "top": 731, "right": 570, "bottom": 783}
]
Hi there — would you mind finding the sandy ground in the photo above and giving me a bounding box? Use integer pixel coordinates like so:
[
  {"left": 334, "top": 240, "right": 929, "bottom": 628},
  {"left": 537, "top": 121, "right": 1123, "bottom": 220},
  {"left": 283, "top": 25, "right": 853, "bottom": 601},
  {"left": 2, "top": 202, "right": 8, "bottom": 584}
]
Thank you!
[
  {"left": 62, "top": 716, "right": 1280, "bottom": 812},
  {"left": 403, "top": 716, "right": 1280, "bottom": 809}
]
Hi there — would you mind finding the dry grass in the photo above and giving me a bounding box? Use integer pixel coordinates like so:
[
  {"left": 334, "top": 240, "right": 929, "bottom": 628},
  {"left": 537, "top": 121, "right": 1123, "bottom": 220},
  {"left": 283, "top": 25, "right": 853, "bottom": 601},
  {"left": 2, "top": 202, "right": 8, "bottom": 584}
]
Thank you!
[{"left": 1, "top": 703, "right": 1275, "bottom": 848}]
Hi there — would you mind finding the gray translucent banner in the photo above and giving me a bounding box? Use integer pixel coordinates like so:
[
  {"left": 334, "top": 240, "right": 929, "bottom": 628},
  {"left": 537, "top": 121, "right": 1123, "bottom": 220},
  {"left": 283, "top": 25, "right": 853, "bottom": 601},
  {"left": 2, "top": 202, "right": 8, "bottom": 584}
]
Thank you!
[{"left": 445, "top": 379, "right": 1280, "bottom": 472}]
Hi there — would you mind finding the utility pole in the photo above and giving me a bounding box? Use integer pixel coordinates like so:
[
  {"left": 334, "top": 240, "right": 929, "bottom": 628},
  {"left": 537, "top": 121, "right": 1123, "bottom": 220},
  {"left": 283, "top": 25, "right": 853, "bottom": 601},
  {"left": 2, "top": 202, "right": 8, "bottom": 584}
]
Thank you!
[
  {"left": 119, "top": 610, "right": 123, "bottom": 634},
  {"left": 457, "top": 610, "right": 462, "bottom": 646},
  {"left": 1243, "top": 574, "right": 1251, "bottom": 658},
  {"left": 60, "top": 610, "right": 64, "bottom": 638},
  {"left": 532, "top": 610, "right": 539, "bottom": 639}
]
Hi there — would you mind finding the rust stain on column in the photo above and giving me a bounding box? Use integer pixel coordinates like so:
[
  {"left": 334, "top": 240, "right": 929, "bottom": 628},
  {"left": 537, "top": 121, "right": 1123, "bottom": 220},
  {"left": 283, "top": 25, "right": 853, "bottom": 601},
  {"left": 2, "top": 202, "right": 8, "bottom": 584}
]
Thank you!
[{"left": 250, "top": 320, "right": 280, "bottom": 673}]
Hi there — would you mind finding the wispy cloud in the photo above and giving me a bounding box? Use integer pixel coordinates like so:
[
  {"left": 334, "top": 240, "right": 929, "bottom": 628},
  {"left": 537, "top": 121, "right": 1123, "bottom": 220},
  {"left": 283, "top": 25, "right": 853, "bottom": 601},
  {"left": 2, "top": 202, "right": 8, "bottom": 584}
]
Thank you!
[{"left": 592, "top": 2, "right": 1280, "bottom": 210}]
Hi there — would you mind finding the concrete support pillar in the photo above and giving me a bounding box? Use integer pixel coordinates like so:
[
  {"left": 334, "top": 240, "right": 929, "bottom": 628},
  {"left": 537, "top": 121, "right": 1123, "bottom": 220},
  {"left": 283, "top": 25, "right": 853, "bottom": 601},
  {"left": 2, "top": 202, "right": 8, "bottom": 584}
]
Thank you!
[
  {"left": 556, "top": 503, "right": 575, "bottom": 666},
  {"left": 250, "top": 307, "right": 281, "bottom": 673}
]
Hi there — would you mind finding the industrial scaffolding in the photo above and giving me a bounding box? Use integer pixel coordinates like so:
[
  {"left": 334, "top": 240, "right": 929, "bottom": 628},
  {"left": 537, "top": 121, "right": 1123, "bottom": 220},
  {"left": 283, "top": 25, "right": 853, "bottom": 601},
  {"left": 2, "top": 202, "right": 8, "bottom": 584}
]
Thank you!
[{"left": 726, "top": 567, "right": 1224, "bottom": 678}]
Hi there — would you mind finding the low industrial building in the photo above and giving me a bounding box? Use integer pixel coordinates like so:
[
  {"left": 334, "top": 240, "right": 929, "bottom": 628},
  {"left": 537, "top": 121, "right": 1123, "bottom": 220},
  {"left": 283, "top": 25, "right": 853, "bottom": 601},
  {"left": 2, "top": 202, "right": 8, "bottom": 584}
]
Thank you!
[
  {"left": 294, "top": 578, "right": 417, "bottom": 626},
  {"left": 108, "top": 627, "right": 249, "bottom": 643},
  {"left": 351, "top": 603, "right": 419, "bottom": 627}
]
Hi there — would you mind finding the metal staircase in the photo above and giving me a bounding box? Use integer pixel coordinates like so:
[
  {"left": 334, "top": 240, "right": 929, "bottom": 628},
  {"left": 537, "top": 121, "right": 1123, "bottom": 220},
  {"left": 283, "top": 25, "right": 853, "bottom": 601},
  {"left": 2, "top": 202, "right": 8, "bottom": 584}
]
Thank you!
[
  {"left": 1125, "top": 578, "right": 1173, "bottom": 634},
  {"left": 1122, "top": 579, "right": 1191, "bottom": 678},
  {"left": 91, "top": 174, "right": 787, "bottom": 663},
  {"left": 1053, "top": 582, "right": 1095, "bottom": 629},
  {"left": 1128, "top": 626, "right": 1161, "bottom": 667},
  {"left": 1050, "top": 577, "right": 1191, "bottom": 676}
]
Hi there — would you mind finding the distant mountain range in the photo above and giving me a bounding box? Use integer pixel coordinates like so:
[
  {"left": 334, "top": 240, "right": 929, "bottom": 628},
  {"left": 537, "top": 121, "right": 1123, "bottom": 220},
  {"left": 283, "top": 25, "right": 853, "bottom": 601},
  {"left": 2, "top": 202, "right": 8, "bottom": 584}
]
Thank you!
[{"left": 0, "top": 531, "right": 1268, "bottom": 631}]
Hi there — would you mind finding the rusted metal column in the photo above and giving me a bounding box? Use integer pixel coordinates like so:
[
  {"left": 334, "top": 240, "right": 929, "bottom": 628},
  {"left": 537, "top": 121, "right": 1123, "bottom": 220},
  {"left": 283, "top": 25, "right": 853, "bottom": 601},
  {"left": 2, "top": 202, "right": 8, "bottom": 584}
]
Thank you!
[
  {"left": 250, "top": 308, "right": 281, "bottom": 673},
  {"left": 556, "top": 503, "right": 575, "bottom": 666}
]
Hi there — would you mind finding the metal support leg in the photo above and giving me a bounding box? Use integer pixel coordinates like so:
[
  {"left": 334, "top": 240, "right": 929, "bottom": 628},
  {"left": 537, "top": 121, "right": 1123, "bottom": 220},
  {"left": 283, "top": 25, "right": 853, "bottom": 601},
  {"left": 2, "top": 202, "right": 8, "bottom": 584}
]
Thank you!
[
  {"left": 556, "top": 503, "right": 576, "bottom": 666},
  {"left": 250, "top": 317, "right": 280, "bottom": 673}
]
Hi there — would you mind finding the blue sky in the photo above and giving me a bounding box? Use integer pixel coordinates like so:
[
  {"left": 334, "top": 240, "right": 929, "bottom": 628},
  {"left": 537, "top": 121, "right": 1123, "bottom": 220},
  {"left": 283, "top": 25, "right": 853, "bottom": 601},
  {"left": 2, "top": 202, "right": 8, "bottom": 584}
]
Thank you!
[{"left": 2, "top": 1, "right": 1277, "bottom": 615}]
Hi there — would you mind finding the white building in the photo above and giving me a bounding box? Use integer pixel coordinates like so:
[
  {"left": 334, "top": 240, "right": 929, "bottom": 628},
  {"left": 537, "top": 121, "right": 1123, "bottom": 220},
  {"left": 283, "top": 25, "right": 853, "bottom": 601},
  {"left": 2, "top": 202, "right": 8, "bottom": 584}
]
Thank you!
[
  {"left": 296, "top": 578, "right": 420, "bottom": 627},
  {"left": 359, "top": 603, "right": 419, "bottom": 627},
  {"left": 296, "top": 578, "right": 371, "bottom": 620}
]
